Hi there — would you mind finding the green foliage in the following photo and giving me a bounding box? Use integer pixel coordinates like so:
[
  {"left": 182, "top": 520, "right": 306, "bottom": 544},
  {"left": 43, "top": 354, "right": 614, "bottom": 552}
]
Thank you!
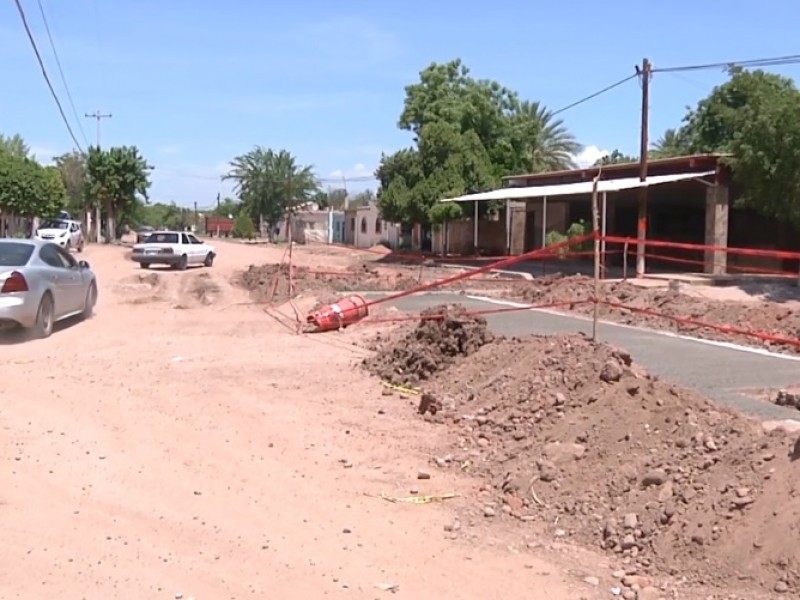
[
  {"left": 0, "top": 148, "right": 66, "bottom": 217},
  {"left": 232, "top": 212, "right": 256, "bottom": 239},
  {"left": 85, "top": 145, "right": 153, "bottom": 241},
  {"left": 210, "top": 196, "right": 241, "bottom": 218},
  {"left": 650, "top": 128, "right": 691, "bottom": 159},
  {"left": 678, "top": 67, "right": 800, "bottom": 226},
  {"left": 0, "top": 133, "right": 31, "bottom": 159},
  {"left": 223, "top": 147, "right": 319, "bottom": 229},
  {"left": 53, "top": 150, "right": 87, "bottom": 214},
  {"left": 545, "top": 219, "right": 592, "bottom": 257},
  {"left": 378, "top": 59, "right": 582, "bottom": 224},
  {"left": 594, "top": 149, "right": 636, "bottom": 166},
  {"left": 427, "top": 201, "right": 463, "bottom": 224}
]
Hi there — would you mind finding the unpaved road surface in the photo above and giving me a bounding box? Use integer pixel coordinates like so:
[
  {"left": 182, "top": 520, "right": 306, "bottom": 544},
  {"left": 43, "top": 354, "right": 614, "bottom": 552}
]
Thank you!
[{"left": 0, "top": 242, "right": 599, "bottom": 600}]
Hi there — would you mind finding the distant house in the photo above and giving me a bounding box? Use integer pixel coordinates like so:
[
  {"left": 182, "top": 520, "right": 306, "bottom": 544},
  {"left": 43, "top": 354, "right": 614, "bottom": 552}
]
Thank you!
[
  {"left": 274, "top": 208, "right": 345, "bottom": 244},
  {"left": 343, "top": 202, "right": 400, "bottom": 249}
]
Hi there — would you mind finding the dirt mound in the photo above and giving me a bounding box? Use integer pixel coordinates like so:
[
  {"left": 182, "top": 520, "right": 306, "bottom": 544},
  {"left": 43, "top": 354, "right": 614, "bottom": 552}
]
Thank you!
[
  {"left": 363, "top": 305, "right": 494, "bottom": 386},
  {"left": 175, "top": 273, "right": 222, "bottom": 309},
  {"left": 418, "top": 334, "right": 798, "bottom": 595},
  {"left": 515, "top": 274, "right": 800, "bottom": 353},
  {"left": 112, "top": 272, "right": 168, "bottom": 304},
  {"left": 234, "top": 263, "right": 421, "bottom": 303}
]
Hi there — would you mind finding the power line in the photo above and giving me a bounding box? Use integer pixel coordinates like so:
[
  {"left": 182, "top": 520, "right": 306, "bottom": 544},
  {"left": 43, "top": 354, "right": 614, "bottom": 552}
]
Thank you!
[
  {"left": 11, "top": 0, "right": 84, "bottom": 153},
  {"left": 551, "top": 73, "right": 639, "bottom": 117},
  {"left": 155, "top": 166, "right": 376, "bottom": 184},
  {"left": 36, "top": 0, "right": 89, "bottom": 148},
  {"left": 652, "top": 53, "right": 800, "bottom": 74}
]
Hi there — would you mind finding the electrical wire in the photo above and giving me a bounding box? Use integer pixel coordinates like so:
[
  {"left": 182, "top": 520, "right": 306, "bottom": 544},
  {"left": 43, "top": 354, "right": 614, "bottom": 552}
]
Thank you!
[
  {"left": 652, "top": 53, "right": 800, "bottom": 74},
  {"left": 11, "top": 0, "right": 85, "bottom": 153},
  {"left": 36, "top": 0, "right": 89, "bottom": 148},
  {"left": 155, "top": 166, "right": 376, "bottom": 184},
  {"left": 551, "top": 73, "right": 639, "bottom": 116}
]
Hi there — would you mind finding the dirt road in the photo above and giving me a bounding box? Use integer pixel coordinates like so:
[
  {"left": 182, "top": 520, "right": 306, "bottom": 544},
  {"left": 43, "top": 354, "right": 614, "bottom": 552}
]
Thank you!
[{"left": 0, "top": 241, "right": 601, "bottom": 599}]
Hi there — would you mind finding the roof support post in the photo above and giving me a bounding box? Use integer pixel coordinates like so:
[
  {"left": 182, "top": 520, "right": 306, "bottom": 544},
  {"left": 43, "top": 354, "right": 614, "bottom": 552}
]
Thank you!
[
  {"left": 505, "top": 199, "right": 511, "bottom": 255},
  {"left": 541, "top": 196, "right": 548, "bottom": 249},
  {"left": 601, "top": 191, "right": 608, "bottom": 279},
  {"left": 473, "top": 200, "right": 479, "bottom": 253}
]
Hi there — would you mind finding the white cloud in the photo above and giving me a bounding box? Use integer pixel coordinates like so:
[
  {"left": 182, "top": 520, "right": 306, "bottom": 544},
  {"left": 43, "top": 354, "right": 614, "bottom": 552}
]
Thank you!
[
  {"left": 573, "top": 145, "right": 608, "bottom": 168},
  {"left": 329, "top": 163, "right": 375, "bottom": 181}
]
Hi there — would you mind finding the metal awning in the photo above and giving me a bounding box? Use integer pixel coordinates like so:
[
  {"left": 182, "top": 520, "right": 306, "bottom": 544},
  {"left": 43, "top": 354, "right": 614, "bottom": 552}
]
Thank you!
[{"left": 440, "top": 171, "right": 716, "bottom": 203}]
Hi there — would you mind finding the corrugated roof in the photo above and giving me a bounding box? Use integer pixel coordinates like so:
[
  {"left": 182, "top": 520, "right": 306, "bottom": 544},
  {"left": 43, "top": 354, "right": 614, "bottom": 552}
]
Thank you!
[{"left": 441, "top": 171, "right": 715, "bottom": 203}]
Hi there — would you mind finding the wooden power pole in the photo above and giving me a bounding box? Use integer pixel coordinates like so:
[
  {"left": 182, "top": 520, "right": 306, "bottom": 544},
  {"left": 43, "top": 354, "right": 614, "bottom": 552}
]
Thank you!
[{"left": 636, "top": 59, "right": 651, "bottom": 278}]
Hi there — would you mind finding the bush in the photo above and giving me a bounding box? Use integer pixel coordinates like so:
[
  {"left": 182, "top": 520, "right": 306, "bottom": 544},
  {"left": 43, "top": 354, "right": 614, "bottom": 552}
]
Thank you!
[
  {"left": 232, "top": 213, "right": 256, "bottom": 239},
  {"left": 545, "top": 219, "right": 593, "bottom": 258}
]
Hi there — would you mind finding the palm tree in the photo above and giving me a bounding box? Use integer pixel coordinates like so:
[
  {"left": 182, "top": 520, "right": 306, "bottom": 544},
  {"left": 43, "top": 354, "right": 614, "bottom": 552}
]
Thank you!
[
  {"left": 516, "top": 100, "right": 582, "bottom": 173},
  {"left": 651, "top": 128, "right": 690, "bottom": 159},
  {"left": 223, "top": 147, "right": 319, "bottom": 237}
]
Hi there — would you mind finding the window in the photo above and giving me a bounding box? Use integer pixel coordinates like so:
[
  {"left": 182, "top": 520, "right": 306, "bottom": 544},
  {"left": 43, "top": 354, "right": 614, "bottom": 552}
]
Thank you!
[
  {"left": 39, "top": 244, "right": 73, "bottom": 269},
  {"left": 375, "top": 218, "right": 381, "bottom": 234},
  {"left": 188, "top": 234, "right": 202, "bottom": 244},
  {"left": 148, "top": 233, "right": 179, "bottom": 244},
  {"left": 360, "top": 217, "right": 367, "bottom": 234},
  {"left": 0, "top": 242, "right": 34, "bottom": 267},
  {"left": 181, "top": 233, "right": 191, "bottom": 244},
  {"left": 350, "top": 218, "right": 355, "bottom": 232},
  {"left": 55, "top": 246, "right": 77, "bottom": 268}
]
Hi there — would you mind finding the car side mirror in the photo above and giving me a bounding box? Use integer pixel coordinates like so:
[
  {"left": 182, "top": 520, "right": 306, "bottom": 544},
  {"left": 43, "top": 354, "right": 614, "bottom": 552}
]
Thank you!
[{"left": 78, "top": 260, "right": 90, "bottom": 269}]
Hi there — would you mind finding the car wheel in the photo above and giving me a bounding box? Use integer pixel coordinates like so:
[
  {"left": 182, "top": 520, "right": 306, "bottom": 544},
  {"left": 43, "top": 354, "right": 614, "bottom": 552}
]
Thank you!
[
  {"left": 204, "top": 252, "right": 215, "bottom": 267},
  {"left": 177, "top": 254, "right": 188, "bottom": 270},
  {"left": 77, "top": 240, "right": 84, "bottom": 253},
  {"left": 33, "top": 293, "right": 55, "bottom": 339},
  {"left": 65, "top": 240, "right": 72, "bottom": 252},
  {"left": 140, "top": 262, "right": 151, "bottom": 269},
  {"left": 82, "top": 282, "right": 97, "bottom": 320}
]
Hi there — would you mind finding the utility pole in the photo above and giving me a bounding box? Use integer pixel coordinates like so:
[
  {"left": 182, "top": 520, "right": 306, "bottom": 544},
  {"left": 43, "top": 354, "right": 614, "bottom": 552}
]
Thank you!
[
  {"left": 85, "top": 109, "right": 112, "bottom": 243},
  {"left": 635, "top": 59, "right": 651, "bottom": 278},
  {"left": 85, "top": 109, "right": 112, "bottom": 147}
]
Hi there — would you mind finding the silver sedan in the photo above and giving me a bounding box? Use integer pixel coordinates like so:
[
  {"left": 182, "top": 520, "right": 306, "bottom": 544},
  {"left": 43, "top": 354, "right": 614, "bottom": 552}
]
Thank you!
[{"left": 0, "top": 239, "right": 98, "bottom": 338}]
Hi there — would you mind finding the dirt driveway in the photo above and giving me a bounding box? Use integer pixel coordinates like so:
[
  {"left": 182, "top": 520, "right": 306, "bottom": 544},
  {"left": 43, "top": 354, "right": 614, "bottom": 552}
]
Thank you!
[{"left": 0, "top": 241, "right": 602, "bottom": 599}]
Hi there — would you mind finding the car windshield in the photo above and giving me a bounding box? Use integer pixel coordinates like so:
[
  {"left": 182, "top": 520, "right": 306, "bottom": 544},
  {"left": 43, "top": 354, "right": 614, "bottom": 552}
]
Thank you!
[
  {"left": 40, "top": 220, "right": 69, "bottom": 230},
  {"left": 0, "top": 242, "right": 35, "bottom": 267},
  {"left": 146, "top": 232, "right": 178, "bottom": 244}
]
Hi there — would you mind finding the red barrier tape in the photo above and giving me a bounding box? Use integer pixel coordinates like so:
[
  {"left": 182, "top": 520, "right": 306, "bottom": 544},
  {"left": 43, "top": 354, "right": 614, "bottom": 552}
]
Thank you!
[
  {"left": 604, "top": 235, "right": 800, "bottom": 262},
  {"left": 597, "top": 299, "right": 800, "bottom": 348},
  {"left": 632, "top": 251, "right": 800, "bottom": 278},
  {"left": 364, "top": 232, "right": 595, "bottom": 309}
]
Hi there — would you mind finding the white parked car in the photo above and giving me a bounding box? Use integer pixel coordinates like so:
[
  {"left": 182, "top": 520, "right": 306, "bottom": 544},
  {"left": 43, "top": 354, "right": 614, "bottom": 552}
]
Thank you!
[
  {"left": 34, "top": 218, "right": 85, "bottom": 252},
  {"left": 130, "top": 231, "right": 216, "bottom": 270}
]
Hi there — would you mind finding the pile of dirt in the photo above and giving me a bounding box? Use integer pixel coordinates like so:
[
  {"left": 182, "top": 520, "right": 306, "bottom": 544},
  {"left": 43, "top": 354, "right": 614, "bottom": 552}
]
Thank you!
[
  {"left": 234, "top": 263, "right": 421, "bottom": 303},
  {"left": 363, "top": 305, "right": 494, "bottom": 386},
  {"left": 418, "top": 333, "right": 799, "bottom": 595},
  {"left": 175, "top": 273, "right": 222, "bottom": 309},
  {"left": 112, "top": 272, "right": 169, "bottom": 305},
  {"left": 514, "top": 274, "right": 800, "bottom": 353}
]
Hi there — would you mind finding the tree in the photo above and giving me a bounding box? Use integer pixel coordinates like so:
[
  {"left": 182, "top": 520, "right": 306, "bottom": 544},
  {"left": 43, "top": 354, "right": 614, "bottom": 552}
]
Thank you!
[
  {"left": 210, "top": 196, "right": 241, "bottom": 218},
  {"left": 232, "top": 213, "right": 256, "bottom": 239},
  {"left": 53, "top": 150, "right": 87, "bottom": 214},
  {"left": 0, "top": 151, "right": 66, "bottom": 218},
  {"left": 0, "top": 133, "right": 31, "bottom": 159},
  {"left": 223, "top": 147, "right": 319, "bottom": 236},
  {"left": 312, "top": 188, "right": 347, "bottom": 210},
  {"left": 378, "top": 59, "right": 581, "bottom": 225},
  {"left": 594, "top": 149, "right": 637, "bottom": 166},
  {"left": 349, "top": 189, "right": 376, "bottom": 208},
  {"left": 85, "top": 145, "right": 153, "bottom": 242},
  {"left": 650, "top": 128, "right": 690, "bottom": 159},
  {"left": 678, "top": 67, "right": 800, "bottom": 226},
  {"left": 515, "top": 100, "right": 581, "bottom": 172}
]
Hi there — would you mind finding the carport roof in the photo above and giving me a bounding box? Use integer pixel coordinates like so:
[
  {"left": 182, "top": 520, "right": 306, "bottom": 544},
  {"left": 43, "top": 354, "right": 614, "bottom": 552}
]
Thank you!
[{"left": 440, "top": 171, "right": 715, "bottom": 203}]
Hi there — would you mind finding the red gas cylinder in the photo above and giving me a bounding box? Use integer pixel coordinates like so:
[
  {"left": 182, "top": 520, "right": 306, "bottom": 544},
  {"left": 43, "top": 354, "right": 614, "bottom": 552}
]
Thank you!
[{"left": 306, "top": 294, "right": 369, "bottom": 333}]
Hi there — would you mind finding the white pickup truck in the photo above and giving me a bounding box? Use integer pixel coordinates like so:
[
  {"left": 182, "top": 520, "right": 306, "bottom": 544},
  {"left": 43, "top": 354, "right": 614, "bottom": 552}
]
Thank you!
[{"left": 130, "top": 230, "right": 216, "bottom": 270}]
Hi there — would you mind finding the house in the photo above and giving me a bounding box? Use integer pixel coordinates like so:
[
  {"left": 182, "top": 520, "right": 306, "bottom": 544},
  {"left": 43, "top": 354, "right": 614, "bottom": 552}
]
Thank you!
[
  {"left": 343, "top": 202, "right": 400, "bottom": 249},
  {"left": 274, "top": 208, "right": 345, "bottom": 244},
  {"left": 437, "top": 154, "right": 800, "bottom": 276}
]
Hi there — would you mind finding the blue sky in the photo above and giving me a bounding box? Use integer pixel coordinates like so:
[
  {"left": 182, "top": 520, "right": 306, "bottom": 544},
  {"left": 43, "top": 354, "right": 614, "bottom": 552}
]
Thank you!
[{"left": 2, "top": 0, "right": 799, "bottom": 208}]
